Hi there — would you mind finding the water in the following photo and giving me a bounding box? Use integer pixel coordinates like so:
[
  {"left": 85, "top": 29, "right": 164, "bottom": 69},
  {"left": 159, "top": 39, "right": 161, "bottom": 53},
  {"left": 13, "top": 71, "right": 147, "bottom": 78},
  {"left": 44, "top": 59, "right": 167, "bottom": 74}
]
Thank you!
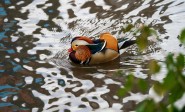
[{"left": 1, "top": 0, "right": 185, "bottom": 111}]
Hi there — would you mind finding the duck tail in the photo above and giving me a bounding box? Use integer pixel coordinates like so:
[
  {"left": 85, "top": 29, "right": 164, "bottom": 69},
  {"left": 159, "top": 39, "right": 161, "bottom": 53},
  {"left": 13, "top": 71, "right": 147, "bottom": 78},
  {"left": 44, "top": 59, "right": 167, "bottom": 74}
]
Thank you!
[
  {"left": 118, "top": 40, "right": 136, "bottom": 50},
  {"left": 118, "top": 39, "right": 136, "bottom": 54}
]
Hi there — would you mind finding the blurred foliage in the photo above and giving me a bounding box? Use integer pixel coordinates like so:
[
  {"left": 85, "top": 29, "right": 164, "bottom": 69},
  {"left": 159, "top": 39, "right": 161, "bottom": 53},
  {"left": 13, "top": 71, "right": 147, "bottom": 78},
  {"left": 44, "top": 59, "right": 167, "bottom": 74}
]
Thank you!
[
  {"left": 118, "top": 27, "right": 185, "bottom": 112},
  {"left": 180, "top": 28, "right": 185, "bottom": 45},
  {"left": 136, "top": 25, "right": 157, "bottom": 51},
  {"left": 121, "top": 24, "right": 157, "bottom": 51},
  {"left": 149, "top": 59, "right": 161, "bottom": 74},
  {"left": 118, "top": 74, "right": 149, "bottom": 97}
]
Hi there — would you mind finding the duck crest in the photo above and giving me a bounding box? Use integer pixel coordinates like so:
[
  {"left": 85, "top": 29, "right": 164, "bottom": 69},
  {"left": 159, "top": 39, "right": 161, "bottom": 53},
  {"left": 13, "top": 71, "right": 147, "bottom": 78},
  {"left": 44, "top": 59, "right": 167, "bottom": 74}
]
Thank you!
[{"left": 72, "top": 36, "right": 93, "bottom": 44}]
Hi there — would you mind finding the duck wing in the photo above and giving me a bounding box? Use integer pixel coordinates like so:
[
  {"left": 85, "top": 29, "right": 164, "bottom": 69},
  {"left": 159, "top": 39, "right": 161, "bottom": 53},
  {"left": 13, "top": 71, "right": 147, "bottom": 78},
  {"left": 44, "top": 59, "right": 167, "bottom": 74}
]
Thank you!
[{"left": 86, "top": 40, "right": 106, "bottom": 54}]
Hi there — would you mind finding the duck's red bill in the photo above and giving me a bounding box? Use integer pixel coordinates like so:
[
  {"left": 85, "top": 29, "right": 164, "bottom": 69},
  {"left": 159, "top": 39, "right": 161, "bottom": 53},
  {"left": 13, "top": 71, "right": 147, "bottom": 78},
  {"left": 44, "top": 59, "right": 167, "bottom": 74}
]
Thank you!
[{"left": 68, "top": 48, "right": 73, "bottom": 53}]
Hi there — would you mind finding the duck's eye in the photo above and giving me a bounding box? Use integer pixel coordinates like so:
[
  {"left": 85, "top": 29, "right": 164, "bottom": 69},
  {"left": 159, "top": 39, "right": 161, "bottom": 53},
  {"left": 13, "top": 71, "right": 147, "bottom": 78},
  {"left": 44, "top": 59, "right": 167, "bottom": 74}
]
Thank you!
[{"left": 75, "top": 45, "right": 78, "bottom": 47}]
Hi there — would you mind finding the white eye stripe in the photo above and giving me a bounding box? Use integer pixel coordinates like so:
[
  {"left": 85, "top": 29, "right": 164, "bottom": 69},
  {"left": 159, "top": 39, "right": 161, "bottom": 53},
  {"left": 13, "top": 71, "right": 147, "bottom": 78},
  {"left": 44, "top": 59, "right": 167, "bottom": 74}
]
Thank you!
[{"left": 72, "top": 40, "right": 89, "bottom": 46}]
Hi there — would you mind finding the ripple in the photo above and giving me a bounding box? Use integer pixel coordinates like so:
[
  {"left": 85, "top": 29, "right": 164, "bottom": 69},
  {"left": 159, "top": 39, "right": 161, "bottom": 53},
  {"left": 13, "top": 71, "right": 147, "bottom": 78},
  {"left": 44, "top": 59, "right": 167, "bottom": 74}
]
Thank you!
[{"left": 1, "top": 0, "right": 185, "bottom": 111}]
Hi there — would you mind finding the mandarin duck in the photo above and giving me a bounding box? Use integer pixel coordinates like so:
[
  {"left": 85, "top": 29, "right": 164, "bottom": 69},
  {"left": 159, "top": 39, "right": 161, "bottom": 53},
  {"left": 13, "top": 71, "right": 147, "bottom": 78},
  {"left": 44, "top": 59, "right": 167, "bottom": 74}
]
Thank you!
[{"left": 68, "top": 33, "right": 136, "bottom": 65}]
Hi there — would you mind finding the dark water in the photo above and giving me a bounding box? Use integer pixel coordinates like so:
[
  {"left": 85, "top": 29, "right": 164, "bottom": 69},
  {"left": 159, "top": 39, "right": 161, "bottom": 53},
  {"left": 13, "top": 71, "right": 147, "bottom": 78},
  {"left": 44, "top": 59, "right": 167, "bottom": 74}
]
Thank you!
[{"left": 1, "top": 0, "right": 185, "bottom": 112}]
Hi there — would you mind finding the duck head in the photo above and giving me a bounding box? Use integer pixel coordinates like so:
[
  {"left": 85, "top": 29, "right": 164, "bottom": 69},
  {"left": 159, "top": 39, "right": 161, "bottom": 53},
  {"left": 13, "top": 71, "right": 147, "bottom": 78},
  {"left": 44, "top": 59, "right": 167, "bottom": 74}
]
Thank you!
[
  {"left": 68, "top": 36, "right": 93, "bottom": 64},
  {"left": 68, "top": 36, "right": 93, "bottom": 52}
]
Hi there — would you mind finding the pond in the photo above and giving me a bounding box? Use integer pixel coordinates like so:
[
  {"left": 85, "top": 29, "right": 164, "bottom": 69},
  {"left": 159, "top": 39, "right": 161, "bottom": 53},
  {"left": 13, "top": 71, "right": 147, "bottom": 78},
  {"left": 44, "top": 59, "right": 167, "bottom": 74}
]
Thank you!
[{"left": 1, "top": 0, "right": 185, "bottom": 112}]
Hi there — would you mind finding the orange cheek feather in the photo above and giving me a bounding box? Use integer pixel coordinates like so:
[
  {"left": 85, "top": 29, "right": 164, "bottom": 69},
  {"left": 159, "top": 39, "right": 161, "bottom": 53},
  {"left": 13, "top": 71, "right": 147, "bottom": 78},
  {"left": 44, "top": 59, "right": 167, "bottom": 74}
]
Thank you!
[{"left": 75, "top": 46, "right": 91, "bottom": 62}]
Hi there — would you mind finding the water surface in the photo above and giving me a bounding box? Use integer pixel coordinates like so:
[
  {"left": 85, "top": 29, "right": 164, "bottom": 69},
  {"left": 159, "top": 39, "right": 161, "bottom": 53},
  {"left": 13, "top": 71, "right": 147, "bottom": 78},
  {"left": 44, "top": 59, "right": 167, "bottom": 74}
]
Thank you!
[{"left": 1, "top": 0, "right": 185, "bottom": 111}]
